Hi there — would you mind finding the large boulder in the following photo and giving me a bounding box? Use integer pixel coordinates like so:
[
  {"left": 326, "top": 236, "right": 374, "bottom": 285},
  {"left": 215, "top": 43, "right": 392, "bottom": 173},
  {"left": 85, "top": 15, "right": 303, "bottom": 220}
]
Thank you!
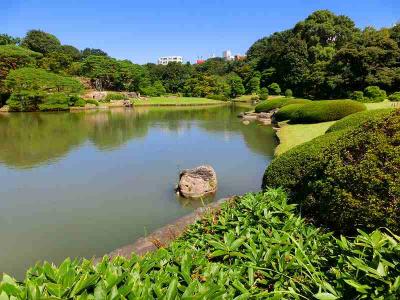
[{"left": 177, "top": 165, "right": 217, "bottom": 198}]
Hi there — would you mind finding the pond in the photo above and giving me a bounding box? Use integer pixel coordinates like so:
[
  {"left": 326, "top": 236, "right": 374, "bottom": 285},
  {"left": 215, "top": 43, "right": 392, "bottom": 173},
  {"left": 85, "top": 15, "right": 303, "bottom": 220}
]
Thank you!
[{"left": 0, "top": 104, "right": 277, "bottom": 278}]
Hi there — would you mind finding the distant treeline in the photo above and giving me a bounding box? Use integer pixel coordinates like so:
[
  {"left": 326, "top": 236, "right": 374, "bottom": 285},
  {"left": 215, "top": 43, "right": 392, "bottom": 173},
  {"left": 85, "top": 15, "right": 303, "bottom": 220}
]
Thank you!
[{"left": 1, "top": 9, "right": 400, "bottom": 107}]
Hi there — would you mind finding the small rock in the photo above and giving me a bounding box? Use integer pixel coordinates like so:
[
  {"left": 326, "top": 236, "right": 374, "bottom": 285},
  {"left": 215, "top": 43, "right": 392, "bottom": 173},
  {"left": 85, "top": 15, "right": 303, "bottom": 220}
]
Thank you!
[
  {"left": 177, "top": 165, "right": 218, "bottom": 198},
  {"left": 242, "top": 120, "right": 250, "bottom": 125}
]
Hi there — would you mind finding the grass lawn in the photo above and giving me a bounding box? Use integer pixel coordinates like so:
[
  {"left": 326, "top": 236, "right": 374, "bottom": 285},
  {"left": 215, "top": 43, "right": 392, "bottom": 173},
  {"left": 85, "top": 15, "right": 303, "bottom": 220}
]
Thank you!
[
  {"left": 274, "top": 99, "right": 399, "bottom": 155},
  {"left": 275, "top": 121, "right": 335, "bottom": 155},
  {"left": 365, "top": 100, "right": 400, "bottom": 110},
  {"left": 133, "top": 97, "right": 225, "bottom": 106}
]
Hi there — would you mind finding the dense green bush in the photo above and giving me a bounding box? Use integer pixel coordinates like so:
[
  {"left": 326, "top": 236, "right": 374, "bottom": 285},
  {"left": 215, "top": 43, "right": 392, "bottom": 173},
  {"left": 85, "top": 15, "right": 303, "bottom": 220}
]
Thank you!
[
  {"left": 274, "top": 103, "right": 305, "bottom": 121},
  {"left": 284, "top": 89, "right": 293, "bottom": 98},
  {"left": 104, "top": 92, "right": 127, "bottom": 102},
  {"left": 38, "top": 93, "right": 71, "bottom": 111},
  {"left": 268, "top": 82, "right": 281, "bottom": 95},
  {"left": 350, "top": 90, "right": 364, "bottom": 101},
  {"left": 21, "top": 30, "right": 61, "bottom": 54},
  {"left": 326, "top": 108, "right": 394, "bottom": 133},
  {"left": 289, "top": 100, "right": 366, "bottom": 123},
  {"left": 0, "top": 45, "right": 41, "bottom": 83},
  {"left": 259, "top": 87, "right": 268, "bottom": 100},
  {"left": 73, "top": 98, "right": 86, "bottom": 107},
  {"left": 264, "top": 111, "right": 400, "bottom": 234},
  {"left": 363, "top": 86, "right": 387, "bottom": 102},
  {"left": 85, "top": 99, "right": 99, "bottom": 106},
  {"left": 388, "top": 92, "right": 400, "bottom": 101},
  {"left": 255, "top": 97, "right": 288, "bottom": 112},
  {"left": 206, "top": 94, "right": 229, "bottom": 101},
  {"left": 1, "top": 190, "right": 399, "bottom": 299},
  {"left": 7, "top": 91, "right": 46, "bottom": 111},
  {"left": 5, "top": 67, "right": 83, "bottom": 95}
]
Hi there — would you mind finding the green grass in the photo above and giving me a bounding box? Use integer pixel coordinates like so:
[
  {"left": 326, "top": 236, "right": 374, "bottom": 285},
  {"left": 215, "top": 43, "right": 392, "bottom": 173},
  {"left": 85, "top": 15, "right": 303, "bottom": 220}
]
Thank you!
[
  {"left": 275, "top": 121, "right": 335, "bottom": 155},
  {"left": 274, "top": 99, "right": 399, "bottom": 155},
  {"left": 365, "top": 100, "right": 400, "bottom": 110},
  {"left": 133, "top": 97, "right": 225, "bottom": 106}
]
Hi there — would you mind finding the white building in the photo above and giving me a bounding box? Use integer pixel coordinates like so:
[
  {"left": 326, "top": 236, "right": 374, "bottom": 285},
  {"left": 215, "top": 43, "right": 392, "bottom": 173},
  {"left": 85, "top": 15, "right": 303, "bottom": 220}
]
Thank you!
[
  {"left": 158, "top": 56, "right": 183, "bottom": 65},
  {"left": 222, "top": 50, "right": 234, "bottom": 61}
]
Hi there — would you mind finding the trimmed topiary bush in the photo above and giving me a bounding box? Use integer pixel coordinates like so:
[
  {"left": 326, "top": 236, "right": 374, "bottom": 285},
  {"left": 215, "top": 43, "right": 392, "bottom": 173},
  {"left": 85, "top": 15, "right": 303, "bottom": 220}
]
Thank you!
[
  {"left": 363, "top": 86, "right": 387, "bottom": 102},
  {"left": 284, "top": 89, "right": 293, "bottom": 98},
  {"left": 274, "top": 104, "right": 305, "bottom": 121},
  {"left": 86, "top": 99, "right": 99, "bottom": 106},
  {"left": 255, "top": 97, "right": 286, "bottom": 112},
  {"left": 268, "top": 82, "right": 281, "bottom": 95},
  {"left": 289, "top": 100, "right": 366, "bottom": 123},
  {"left": 259, "top": 87, "right": 268, "bottom": 100},
  {"left": 326, "top": 108, "right": 394, "bottom": 133},
  {"left": 263, "top": 110, "right": 400, "bottom": 234},
  {"left": 206, "top": 94, "right": 229, "bottom": 101},
  {"left": 350, "top": 90, "right": 364, "bottom": 101},
  {"left": 104, "top": 92, "right": 127, "bottom": 102},
  {"left": 388, "top": 92, "right": 400, "bottom": 101}
]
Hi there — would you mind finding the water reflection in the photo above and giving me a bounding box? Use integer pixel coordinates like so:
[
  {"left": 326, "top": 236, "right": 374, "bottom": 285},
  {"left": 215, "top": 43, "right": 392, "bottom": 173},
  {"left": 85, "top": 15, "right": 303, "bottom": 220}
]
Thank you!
[{"left": 0, "top": 105, "right": 275, "bottom": 169}]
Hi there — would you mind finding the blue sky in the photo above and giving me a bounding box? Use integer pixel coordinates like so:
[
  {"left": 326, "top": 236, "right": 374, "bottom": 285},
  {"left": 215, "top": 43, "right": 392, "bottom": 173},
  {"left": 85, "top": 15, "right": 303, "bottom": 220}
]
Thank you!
[{"left": 1, "top": 0, "right": 399, "bottom": 64}]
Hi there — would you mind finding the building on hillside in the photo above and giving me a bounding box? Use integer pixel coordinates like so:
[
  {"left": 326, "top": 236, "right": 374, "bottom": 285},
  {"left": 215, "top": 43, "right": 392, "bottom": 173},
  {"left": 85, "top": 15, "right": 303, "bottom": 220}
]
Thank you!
[
  {"left": 234, "top": 54, "right": 247, "bottom": 61},
  {"left": 158, "top": 56, "right": 183, "bottom": 65},
  {"left": 222, "top": 50, "right": 234, "bottom": 61}
]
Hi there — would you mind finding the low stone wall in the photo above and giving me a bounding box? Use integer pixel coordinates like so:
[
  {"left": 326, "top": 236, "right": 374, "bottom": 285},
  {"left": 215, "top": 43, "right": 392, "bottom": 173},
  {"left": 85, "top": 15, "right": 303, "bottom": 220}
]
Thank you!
[{"left": 97, "top": 197, "right": 232, "bottom": 262}]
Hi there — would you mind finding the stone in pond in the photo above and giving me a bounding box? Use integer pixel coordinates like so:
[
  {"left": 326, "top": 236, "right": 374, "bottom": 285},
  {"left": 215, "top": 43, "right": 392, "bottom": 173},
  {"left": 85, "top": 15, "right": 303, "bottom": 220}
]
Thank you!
[{"left": 177, "top": 165, "right": 217, "bottom": 198}]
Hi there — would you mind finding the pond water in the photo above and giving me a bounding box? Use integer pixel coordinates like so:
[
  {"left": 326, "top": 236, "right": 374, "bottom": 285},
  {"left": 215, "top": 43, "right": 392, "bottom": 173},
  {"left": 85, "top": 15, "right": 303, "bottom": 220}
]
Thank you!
[{"left": 0, "top": 105, "right": 277, "bottom": 278}]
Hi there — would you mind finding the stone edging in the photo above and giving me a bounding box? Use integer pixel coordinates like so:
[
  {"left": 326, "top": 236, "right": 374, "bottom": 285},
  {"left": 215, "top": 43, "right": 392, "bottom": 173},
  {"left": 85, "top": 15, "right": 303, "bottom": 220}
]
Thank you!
[{"left": 96, "top": 197, "right": 232, "bottom": 262}]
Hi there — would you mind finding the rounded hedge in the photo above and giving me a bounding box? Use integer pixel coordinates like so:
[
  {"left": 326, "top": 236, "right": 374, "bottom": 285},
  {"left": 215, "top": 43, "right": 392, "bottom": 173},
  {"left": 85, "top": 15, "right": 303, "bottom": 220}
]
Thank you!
[
  {"left": 263, "top": 110, "right": 400, "bottom": 234},
  {"left": 363, "top": 86, "right": 387, "bottom": 102},
  {"left": 350, "top": 91, "right": 364, "bottom": 101},
  {"left": 259, "top": 87, "right": 269, "bottom": 100},
  {"left": 326, "top": 108, "right": 394, "bottom": 133},
  {"left": 388, "top": 92, "right": 400, "bottom": 101},
  {"left": 284, "top": 89, "right": 293, "bottom": 98},
  {"left": 255, "top": 98, "right": 311, "bottom": 113},
  {"left": 289, "top": 100, "right": 366, "bottom": 124},
  {"left": 274, "top": 104, "right": 305, "bottom": 121}
]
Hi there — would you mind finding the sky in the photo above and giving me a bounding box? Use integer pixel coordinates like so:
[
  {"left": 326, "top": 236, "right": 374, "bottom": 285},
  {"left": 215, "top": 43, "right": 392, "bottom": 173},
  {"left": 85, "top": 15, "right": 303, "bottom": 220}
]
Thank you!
[{"left": 1, "top": 0, "right": 399, "bottom": 64}]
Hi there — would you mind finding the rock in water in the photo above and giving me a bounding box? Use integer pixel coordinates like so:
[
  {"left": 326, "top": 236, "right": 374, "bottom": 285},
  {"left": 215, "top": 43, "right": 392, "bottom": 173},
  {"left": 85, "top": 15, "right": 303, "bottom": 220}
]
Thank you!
[{"left": 178, "top": 165, "right": 217, "bottom": 198}]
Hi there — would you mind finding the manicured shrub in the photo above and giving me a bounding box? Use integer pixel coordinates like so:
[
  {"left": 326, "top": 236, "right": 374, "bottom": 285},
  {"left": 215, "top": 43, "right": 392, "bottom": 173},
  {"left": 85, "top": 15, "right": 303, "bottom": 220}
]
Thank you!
[
  {"left": 259, "top": 87, "right": 268, "bottom": 100},
  {"left": 255, "top": 97, "right": 288, "bottom": 112},
  {"left": 73, "top": 98, "right": 86, "bottom": 107},
  {"left": 7, "top": 91, "right": 45, "bottom": 111},
  {"left": 326, "top": 108, "right": 394, "bottom": 133},
  {"left": 274, "top": 104, "right": 305, "bottom": 121},
  {"left": 1, "top": 190, "right": 399, "bottom": 299},
  {"left": 38, "top": 93, "right": 70, "bottom": 111},
  {"left": 263, "top": 110, "right": 400, "bottom": 234},
  {"left": 388, "top": 91, "right": 400, "bottom": 101},
  {"left": 85, "top": 99, "right": 99, "bottom": 106},
  {"left": 250, "top": 95, "right": 259, "bottom": 101},
  {"left": 363, "top": 86, "right": 387, "bottom": 102},
  {"left": 350, "top": 90, "right": 364, "bottom": 101},
  {"left": 104, "top": 92, "right": 126, "bottom": 102},
  {"left": 284, "top": 89, "right": 293, "bottom": 98},
  {"left": 268, "top": 82, "right": 281, "bottom": 95},
  {"left": 289, "top": 100, "right": 366, "bottom": 123},
  {"left": 206, "top": 94, "right": 229, "bottom": 101},
  {"left": 284, "top": 99, "right": 312, "bottom": 106}
]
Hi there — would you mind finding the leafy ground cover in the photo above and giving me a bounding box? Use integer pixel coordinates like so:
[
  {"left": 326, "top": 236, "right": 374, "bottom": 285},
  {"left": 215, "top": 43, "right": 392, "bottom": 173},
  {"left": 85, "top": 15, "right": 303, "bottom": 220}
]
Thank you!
[
  {"left": 133, "top": 97, "right": 225, "bottom": 106},
  {"left": 1, "top": 189, "right": 399, "bottom": 299}
]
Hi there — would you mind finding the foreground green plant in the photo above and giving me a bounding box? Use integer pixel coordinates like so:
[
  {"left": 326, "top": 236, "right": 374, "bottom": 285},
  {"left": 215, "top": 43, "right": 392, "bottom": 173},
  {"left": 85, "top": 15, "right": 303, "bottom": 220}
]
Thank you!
[{"left": 1, "top": 190, "right": 399, "bottom": 299}]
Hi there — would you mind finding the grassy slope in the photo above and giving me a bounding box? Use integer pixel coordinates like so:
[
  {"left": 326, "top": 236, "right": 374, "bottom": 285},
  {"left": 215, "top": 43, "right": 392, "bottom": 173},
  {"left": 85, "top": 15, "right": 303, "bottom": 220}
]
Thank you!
[
  {"left": 274, "top": 99, "right": 398, "bottom": 155},
  {"left": 275, "top": 121, "right": 335, "bottom": 155},
  {"left": 133, "top": 97, "right": 225, "bottom": 106}
]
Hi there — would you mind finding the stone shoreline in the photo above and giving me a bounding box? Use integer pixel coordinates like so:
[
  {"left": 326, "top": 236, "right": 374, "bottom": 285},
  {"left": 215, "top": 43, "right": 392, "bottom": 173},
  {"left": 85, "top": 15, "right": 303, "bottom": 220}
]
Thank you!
[{"left": 96, "top": 197, "right": 233, "bottom": 262}]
